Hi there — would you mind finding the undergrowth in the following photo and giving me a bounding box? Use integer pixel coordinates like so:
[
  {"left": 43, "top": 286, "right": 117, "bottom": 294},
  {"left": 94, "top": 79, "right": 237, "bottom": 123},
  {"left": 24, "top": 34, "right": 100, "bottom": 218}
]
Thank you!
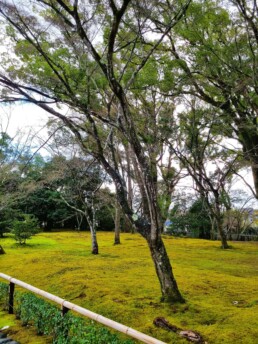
[{"left": 0, "top": 283, "right": 133, "bottom": 344}]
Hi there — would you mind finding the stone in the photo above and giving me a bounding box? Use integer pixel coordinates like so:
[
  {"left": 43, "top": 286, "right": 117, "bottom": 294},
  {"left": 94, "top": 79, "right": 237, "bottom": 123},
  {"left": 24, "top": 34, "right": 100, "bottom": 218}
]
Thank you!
[
  {"left": 0, "top": 339, "right": 13, "bottom": 343},
  {"left": 0, "top": 333, "right": 19, "bottom": 344}
]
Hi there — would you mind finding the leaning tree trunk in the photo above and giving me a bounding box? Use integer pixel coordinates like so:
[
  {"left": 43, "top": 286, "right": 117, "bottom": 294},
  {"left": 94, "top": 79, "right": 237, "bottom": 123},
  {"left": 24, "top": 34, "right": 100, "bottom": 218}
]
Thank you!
[
  {"left": 239, "top": 128, "right": 258, "bottom": 198},
  {"left": 251, "top": 165, "right": 258, "bottom": 198},
  {"left": 216, "top": 218, "right": 229, "bottom": 249},
  {"left": 135, "top": 186, "right": 184, "bottom": 303},
  {"left": 214, "top": 199, "right": 229, "bottom": 249},
  {"left": 145, "top": 232, "right": 184, "bottom": 303}
]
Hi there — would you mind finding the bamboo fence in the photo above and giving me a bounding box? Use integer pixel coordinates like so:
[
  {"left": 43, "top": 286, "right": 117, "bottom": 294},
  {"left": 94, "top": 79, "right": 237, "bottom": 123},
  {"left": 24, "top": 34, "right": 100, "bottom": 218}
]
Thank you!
[{"left": 0, "top": 273, "right": 166, "bottom": 344}]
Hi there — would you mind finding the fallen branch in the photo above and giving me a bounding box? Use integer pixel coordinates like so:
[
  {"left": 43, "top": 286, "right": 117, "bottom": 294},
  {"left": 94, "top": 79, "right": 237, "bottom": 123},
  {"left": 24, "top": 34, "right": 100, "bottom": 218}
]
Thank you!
[{"left": 153, "top": 317, "right": 205, "bottom": 343}]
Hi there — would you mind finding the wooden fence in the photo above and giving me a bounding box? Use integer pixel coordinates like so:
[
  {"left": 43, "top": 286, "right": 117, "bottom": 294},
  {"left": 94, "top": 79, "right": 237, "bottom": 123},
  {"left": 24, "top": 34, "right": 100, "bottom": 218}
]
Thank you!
[{"left": 0, "top": 273, "right": 166, "bottom": 344}]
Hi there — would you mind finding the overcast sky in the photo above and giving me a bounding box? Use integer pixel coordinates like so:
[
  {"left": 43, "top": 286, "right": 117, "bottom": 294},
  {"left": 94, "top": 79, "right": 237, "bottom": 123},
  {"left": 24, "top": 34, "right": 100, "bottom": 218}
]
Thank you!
[
  {"left": 1, "top": 103, "right": 51, "bottom": 135},
  {"left": 1, "top": 101, "right": 257, "bottom": 208}
]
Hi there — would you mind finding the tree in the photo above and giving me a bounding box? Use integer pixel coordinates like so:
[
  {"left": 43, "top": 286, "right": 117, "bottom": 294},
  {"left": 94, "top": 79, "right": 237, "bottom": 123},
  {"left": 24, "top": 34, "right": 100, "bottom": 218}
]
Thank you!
[
  {"left": 188, "top": 197, "right": 212, "bottom": 239},
  {"left": 162, "top": 0, "right": 258, "bottom": 196},
  {"left": 49, "top": 155, "right": 107, "bottom": 254},
  {"left": 0, "top": 0, "right": 192, "bottom": 302},
  {"left": 20, "top": 186, "right": 74, "bottom": 230},
  {"left": 0, "top": 130, "right": 30, "bottom": 237},
  {"left": 11, "top": 213, "right": 40, "bottom": 245},
  {"left": 223, "top": 190, "right": 256, "bottom": 239},
  {"left": 169, "top": 101, "right": 241, "bottom": 248}
]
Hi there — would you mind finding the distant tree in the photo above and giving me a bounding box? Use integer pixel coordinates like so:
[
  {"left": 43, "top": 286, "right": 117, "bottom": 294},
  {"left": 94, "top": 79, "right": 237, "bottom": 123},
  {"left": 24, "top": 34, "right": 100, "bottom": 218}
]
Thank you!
[
  {"left": 223, "top": 190, "right": 256, "bottom": 239},
  {"left": 0, "top": 130, "right": 29, "bottom": 237},
  {"left": 43, "top": 154, "right": 110, "bottom": 254},
  {"left": 170, "top": 102, "right": 241, "bottom": 248},
  {"left": 166, "top": 194, "right": 211, "bottom": 238},
  {"left": 188, "top": 198, "right": 212, "bottom": 239},
  {"left": 19, "top": 187, "right": 74, "bottom": 231}
]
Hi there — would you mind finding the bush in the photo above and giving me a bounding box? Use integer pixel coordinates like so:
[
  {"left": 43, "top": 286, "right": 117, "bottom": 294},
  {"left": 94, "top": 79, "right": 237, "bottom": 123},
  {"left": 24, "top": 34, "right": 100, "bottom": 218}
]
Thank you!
[
  {"left": 11, "top": 214, "right": 40, "bottom": 244},
  {"left": 0, "top": 283, "right": 134, "bottom": 344},
  {"left": 0, "top": 282, "right": 8, "bottom": 310}
]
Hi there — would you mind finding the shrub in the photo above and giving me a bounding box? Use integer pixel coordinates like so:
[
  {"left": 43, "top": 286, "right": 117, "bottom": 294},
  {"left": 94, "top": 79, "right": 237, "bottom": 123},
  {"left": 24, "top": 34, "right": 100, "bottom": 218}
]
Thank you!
[
  {"left": 11, "top": 214, "right": 40, "bottom": 244},
  {"left": 0, "top": 283, "right": 134, "bottom": 344},
  {"left": 0, "top": 282, "right": 8, "bottom": 310}
]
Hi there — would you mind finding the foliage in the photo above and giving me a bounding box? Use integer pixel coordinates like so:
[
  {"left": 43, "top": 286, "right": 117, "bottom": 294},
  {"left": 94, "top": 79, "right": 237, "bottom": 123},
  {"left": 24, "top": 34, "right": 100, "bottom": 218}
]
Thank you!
[
  {"left": 97, "top": 202, "right": 115, "bottom": 231},
  {"left": 188, "top": 198, "right": 212, "bottom": 239},
  {"left": 0, "top": 211, "right": 13, "bottom": 237},
  {"left": 11, "top": 214, "right": 40, "bottom": 244},
  {"left": 19, "top": 187, "right": 74, "bottom": 231},
  {"left": 167, "top": 214, "right": 195, "bottom": 237},
  {"left": 167, "top": 197, "right": 211, "bottom": 238},
  {"left": 0, "top": 132, "right": 21, "bottom": 237}
]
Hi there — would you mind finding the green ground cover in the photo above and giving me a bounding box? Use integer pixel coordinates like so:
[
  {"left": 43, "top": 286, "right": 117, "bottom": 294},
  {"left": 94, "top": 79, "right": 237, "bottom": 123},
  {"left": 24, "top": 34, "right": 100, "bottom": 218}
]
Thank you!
[{"left": 0, "top": 232, "right": 257, "bottom": 343}]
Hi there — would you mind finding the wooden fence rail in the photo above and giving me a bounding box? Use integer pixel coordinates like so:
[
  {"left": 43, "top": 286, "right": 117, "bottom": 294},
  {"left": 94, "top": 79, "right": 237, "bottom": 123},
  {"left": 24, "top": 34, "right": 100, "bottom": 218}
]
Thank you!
[{"left": 0, "top": 273, "right": 166, "bottom": 344}]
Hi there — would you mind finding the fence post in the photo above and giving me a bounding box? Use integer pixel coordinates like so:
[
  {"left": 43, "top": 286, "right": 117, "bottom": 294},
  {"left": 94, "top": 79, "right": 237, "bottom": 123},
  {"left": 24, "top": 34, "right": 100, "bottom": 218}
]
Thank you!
[
  {"left": 8, "top": 282, "right": 15, "bottom": 314},
  {"left": 61, "top": 304, "right": 69, "bottom": 317},
  {"left": 61, "top": 304, "right": 70, "bottom": 339}
]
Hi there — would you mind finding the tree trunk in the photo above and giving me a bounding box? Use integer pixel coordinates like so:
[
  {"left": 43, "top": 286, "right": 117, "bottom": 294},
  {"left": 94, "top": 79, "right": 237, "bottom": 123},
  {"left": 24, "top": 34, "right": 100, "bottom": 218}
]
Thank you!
[
  {"left": 251, "top": 165, "right": 258, "bottom": 198},
  {"left": 131, "top": 153, "right": 149, "bottom": 219},
  {"left": 209, "top": 216, "right": 216, "bottom": 240},
  {"left": 125, "top": 145, "right": 133, "bottom": 209},
  {"left": 146, "top": 234, "right": 184, "bottom": 303},
  {"left": 208, "top": 192, "right": 230, "bottom": 248},
  {"left": 217, "top": 220, "right": 229, "bottom": 249},
  {"left": 214, "top": 206, "right": 230, "bottom": 249},
  {"left": 114, "top": 198, "right": 121, "bottom": 245},
  {"left": 90, "top": 229, "right": 99, "bottom": 254}
]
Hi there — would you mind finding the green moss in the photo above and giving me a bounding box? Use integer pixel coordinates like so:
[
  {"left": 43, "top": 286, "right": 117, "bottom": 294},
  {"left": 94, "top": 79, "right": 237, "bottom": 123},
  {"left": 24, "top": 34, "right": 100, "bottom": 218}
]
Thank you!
[
  {"left": 0, "top": 311, "right": 50, "bottom": 343},
  {"left": 0, "top": 232, "right": 258, "bottom": 343}
]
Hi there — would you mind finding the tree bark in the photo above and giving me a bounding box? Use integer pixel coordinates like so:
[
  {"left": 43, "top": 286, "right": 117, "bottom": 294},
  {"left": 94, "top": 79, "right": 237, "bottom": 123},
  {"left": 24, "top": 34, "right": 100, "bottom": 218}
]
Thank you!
[
  {"left": 214, "top": 199, "right": 230, "bottom": 249},
  {"left": 0, "top": 245, "right": 5, "bottom": 254},
  {"left": 251, "top": 165, "right": 258, "bottom": 198},
  {"left": 217, "top": 219, "right": 229, "bottom": 249},
  {"left": 125, "top": 145, "right": 133, "bottom": 209},
  {"left": 91, "top": 229, "right": 99, "bottom": 254},
  {"left": 146, "top": 234, "right": 184, "bottom": 303},
  {"left": 114, "top": 198, "right": 121, "bottom": 245}
]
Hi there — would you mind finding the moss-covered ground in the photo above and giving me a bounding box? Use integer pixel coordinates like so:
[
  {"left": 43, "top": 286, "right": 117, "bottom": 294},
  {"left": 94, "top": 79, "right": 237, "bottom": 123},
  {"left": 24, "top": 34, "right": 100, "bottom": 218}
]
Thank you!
[{"left": 0, "top": 232, "right": 257, "bottom": 343}]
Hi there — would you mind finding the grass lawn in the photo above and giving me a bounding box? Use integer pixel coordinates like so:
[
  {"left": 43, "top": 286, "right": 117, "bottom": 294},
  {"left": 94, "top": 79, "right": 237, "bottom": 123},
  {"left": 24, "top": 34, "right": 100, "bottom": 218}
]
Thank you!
[{"left": 0, "top": 231, "right": 257, "bottom": 344}]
